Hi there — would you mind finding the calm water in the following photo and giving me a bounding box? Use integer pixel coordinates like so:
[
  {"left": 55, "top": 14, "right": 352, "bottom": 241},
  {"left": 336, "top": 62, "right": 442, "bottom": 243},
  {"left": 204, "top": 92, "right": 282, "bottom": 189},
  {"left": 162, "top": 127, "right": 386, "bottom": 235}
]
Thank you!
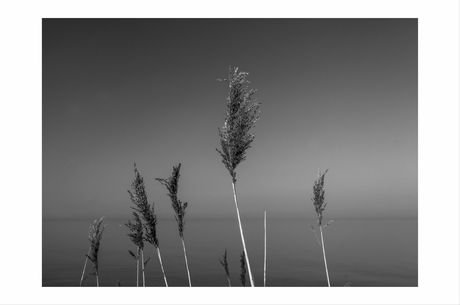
[{"left": 42, "top": 219, "right": 417, "bottom": 287}]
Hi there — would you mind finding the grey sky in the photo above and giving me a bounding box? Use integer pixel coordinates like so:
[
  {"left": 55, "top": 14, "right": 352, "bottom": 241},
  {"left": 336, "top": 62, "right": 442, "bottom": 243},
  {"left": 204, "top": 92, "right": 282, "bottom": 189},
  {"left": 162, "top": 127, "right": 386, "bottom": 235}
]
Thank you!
[{"left": 43, "top": 19, "right": 417, "bottom": 220}]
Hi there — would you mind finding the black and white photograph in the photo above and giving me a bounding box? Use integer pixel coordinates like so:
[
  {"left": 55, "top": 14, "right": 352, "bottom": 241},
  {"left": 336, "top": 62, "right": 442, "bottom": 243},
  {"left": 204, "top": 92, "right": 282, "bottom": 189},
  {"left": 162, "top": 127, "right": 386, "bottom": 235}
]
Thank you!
[
  {"left": 1, "top": 1, "right": 459, "bottom": 304},
  {"left": 42, "top": 18, "right": 419, "bottom": 288}
]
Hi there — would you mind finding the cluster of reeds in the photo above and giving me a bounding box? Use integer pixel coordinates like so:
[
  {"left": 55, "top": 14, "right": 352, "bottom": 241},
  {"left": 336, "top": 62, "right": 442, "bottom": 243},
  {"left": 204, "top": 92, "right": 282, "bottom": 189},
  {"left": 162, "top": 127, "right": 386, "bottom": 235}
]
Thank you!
[
  {"left": 156, "top": 163, "right": 191, "bottom": 286},
  {"left": 127, "top": 163, "right": 168, "bottom": 286},
  {"left": 79, "top": 216, "right": 106, "bottom": 287},
  {"left": 77, "top": 67, "right": 343, "bottom": 288},
  {"left": 216, "top": 66, "right": 261, "bottom": 287}
]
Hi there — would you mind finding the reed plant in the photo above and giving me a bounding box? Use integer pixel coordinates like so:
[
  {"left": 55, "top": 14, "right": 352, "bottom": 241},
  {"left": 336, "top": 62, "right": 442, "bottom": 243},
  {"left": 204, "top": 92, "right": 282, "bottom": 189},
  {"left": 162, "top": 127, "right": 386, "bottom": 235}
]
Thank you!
[
  {"left": 156, "top": 163, "right": 191, "bottom": 286},
  {"left": 79, "top": 216, "right": 106, "bottom": 287},
  {"left": 128, "top": 163, "right": 168, "bottom": 286},
  {"left": 239, "top": 251, "right": 247, "bottom": 287},
  {"left": 216, "top": 67, "right": 260, "bottom": 287},
  {"left": 311, "top": 169, "right": 334, "bottom": 287},
  {"left": 218, "top": 249, "right": 231, "bottom": 286},
  {"left": 126, "top": 211, "right": 144, "bottom": 287}
]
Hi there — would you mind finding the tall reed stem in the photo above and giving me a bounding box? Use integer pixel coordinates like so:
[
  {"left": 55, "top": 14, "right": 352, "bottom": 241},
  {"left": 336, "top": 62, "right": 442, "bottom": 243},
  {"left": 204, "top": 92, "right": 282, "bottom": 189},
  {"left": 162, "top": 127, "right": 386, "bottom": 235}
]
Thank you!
[
  {"left": 232, "top": 181, "right": 254, "bottom": 287},
  {"left": 181, "top": 237, "right": 192, "bottom": 287},
  {"left": 319, "top": 226, "right": 330, "bottom": 287},
  {"left": 136, "top": 247, "right": 139, "bottom": 287},
  {"left": 141, "top": 249, "right": 145, "bottom": 287},
  {"left": 156, "top": 247, "right": 168, "bottom": 287},
  {"left": 79, "top": 247, "right": 91, "bottom": 287},
  {"left": 264, "top": 211, "right": 267, "bottom": 287}
]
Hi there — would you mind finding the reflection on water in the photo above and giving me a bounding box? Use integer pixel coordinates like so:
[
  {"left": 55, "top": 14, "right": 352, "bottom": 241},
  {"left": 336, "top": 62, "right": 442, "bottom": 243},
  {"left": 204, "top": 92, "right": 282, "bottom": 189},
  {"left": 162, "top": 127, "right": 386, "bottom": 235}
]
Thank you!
[{"left": 42, "top": 219, "right": 417, "bottom": 287}]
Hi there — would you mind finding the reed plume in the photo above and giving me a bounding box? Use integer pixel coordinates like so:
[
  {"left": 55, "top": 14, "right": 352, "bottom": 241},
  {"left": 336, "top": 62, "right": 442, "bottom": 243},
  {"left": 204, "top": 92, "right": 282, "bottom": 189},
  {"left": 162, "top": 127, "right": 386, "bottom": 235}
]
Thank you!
[
  {"left": 216, "top": 67, "right": 260, "bottom": 287},
  {"left": 311, "top": 169, "right": 334, "bottom": 287},
  {"left": 240, "top": 251, "right": 247, "bottom": 287},
  {"left": 218, "top": 248, "right": 231, "bottom": 287},
  {"left": 126, "top": 211, "right": 144, "bottom": 287},
  {"left": 156, "top": 163, "right": 191, "bottom": 286},
  {"left": 128, "top": 163, "right": 168, "bottom": 286},
  {"left": 79, "top": 216, "right": 106, "bottom": 287}
]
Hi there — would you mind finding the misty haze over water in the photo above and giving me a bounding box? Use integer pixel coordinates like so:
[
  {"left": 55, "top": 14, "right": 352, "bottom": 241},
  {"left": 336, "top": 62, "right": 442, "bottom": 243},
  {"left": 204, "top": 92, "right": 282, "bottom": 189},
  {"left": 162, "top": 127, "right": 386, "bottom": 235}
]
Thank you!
[{"left": 43, "top": 218, "right": 417, "bottom": 287}]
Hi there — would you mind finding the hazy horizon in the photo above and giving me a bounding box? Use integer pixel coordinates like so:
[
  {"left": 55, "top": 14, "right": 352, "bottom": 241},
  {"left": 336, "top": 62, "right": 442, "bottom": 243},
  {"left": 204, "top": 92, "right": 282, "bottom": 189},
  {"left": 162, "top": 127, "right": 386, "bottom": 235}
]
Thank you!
[
  {"left": 43, "top": 19, "right": 417, "bottom": 221},
  {"left": 42, "top": 211, "right": 418, "bottom": 221},
  {"left": 43, "top": 218, "right": 417, "bottom": 287}
]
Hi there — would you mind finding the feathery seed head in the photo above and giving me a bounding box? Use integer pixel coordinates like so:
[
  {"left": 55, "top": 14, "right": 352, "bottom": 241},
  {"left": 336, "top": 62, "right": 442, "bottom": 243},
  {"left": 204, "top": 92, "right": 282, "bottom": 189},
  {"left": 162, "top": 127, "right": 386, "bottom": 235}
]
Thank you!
[
  {"left": 128, "top": 163, "right": 159, "bottom": 247},
  {"left": 142, "top": 203, "right": 159, "bottom": 247},
  {"left": 216, "top": 67, "right": 261, "bottom": 183},
  {"left": 87, "top": 216, "right": 106, "bottom": 275},
  {"left": 156, "top": 163, "right": 188, "bottom": 238},
  {"left": 125, "top": 211, "right": 144, "bottom": 250},
  {"left": 312, "top": 169, "right": 328, "bottom": 226}
]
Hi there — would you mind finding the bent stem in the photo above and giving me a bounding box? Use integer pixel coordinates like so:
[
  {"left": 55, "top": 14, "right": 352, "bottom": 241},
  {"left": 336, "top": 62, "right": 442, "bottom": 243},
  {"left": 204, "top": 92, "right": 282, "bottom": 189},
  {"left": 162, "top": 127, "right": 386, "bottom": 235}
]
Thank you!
[
  {"left": 181, "top": 237, "right": 192, "bottom": 287},
  {"left": 79, "top": 247, "right": 91, "bottom": 287},
  {"left": 319, "top": 226, "right": 330, "bottom": 287},
  {"left": 156, "top": 247, "right": 168, "bottom": 287},
  {"left": 232, "top": 181, "right": 254, "bottom": 287}
]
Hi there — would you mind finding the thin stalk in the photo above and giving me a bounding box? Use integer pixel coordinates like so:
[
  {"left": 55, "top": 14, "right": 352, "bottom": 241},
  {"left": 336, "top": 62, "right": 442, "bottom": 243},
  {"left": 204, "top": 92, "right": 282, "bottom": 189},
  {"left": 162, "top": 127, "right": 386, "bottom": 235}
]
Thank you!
[
  {"left": 136, "top": 247, "right": 139, "bottom": 287},
  {"left": 232, "top": 181, "right": 254, "bottom": 287},
  {"left": 264, "top": 211, "right": 267, "bottom": 287},
  {"left": 181, "top": 237, "right": 192, "bottom": 287},
  {"left": 319, "top": 226, "right": 330, "bottom": 287},
  {"left": 96, "top": 271, "right": 99, "bottom": 287},
  {"left": 311, "top": 225, "right": 322, "bottom": 247},
  {"left": 141, "top": 249, "right": 145, "bottom": 287},
  {"left": 156, "top": 247, "right": 168, "bottom": 287},
  {"left": 79, "top": 247, "right": 91, "bottom": 287},
  {"left": 227, "top": 276, "right": 231, "bottom": 287}
]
